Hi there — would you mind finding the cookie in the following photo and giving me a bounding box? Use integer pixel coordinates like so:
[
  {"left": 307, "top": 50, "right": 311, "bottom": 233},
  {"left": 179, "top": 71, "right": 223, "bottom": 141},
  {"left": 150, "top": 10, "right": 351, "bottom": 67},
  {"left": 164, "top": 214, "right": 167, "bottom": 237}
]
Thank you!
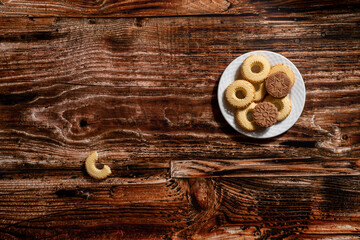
[
  {"left": 265, "top": 72, "right": 291, "bottom": 98},
  {"left": 269, "top": 64, "right": 295, "bottom": 87},
  {"left": 85, "top": 151, "right": 112, "bottom": 180},
  {"left": 240, "top": 55, "right": 271, "bottom": 83},
  {"left": 235, "top": 102, "right": 258, "bottom": 131},
  {"left": 225, "top": 80, "right": 255, "bottom": 109},
  {"left": 253, "top": 82, "right": 266, "bottom": 102},
  {"left": 253, "top": 102, "right": 278, "bottom": 127},
  {"left": 264, "top": 95, "right": 292, "bottom": 121}
]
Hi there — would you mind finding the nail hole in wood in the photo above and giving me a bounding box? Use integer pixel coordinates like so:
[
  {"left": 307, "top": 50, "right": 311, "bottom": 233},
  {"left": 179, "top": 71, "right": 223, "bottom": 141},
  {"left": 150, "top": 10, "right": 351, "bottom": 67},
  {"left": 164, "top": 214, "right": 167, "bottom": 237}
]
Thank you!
[
  {"left": 80, "top": 119, "right": 88, "bottom": 127},
  {"left": 135, "top": 17, "right": 144, "bottom": 27}
]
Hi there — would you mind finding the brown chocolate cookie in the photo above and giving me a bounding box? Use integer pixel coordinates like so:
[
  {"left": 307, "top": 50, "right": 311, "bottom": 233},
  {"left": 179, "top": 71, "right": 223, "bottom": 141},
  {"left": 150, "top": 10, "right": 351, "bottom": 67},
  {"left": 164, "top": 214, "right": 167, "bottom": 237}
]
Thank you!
[
  {"left": 253, "top": 102, "right": 278, "bottom": 127},
  {"left": 265, "top": 72, "right": 291, "bottom": 98}
]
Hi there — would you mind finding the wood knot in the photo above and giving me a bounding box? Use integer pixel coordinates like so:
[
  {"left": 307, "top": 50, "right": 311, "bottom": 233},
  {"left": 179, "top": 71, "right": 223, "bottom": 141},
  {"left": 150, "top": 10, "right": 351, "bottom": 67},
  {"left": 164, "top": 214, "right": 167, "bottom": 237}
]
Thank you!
[
  {"left": 188, "top": 178, "right": 215, "bottom": 211},
  {"left": 88, "top": 18, "right": 96, "bottom": 24},
  {"left": 55, "top": 189, "right": 93, "bottom": 200},
  {"left": 355, "top": 160, "right": 360, "bottom": 168}
]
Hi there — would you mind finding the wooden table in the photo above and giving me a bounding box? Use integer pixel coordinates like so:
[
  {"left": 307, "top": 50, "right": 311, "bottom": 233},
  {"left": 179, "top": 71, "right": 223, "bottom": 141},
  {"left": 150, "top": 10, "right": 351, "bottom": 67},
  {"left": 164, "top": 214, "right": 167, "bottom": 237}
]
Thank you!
[{"left": 0, "top": 1, "right": 359, "bottom": 239}]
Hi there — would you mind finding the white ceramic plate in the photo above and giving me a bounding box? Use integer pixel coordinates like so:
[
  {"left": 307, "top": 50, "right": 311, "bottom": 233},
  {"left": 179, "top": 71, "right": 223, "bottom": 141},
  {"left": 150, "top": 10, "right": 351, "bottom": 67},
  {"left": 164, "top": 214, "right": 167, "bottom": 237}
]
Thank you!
[{"left": 218, "top": 50, "right": 306, "bottom": 138}]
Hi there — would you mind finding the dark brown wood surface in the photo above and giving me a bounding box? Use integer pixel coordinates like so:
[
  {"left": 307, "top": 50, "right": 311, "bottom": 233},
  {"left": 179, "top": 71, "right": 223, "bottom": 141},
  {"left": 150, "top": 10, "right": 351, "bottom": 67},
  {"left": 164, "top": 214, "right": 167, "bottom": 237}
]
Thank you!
[
  {"left": 0, "top": 1, "right": 359, "bottom": 239},
  {"left": 0, "top": 0, "right": 358, "bottom": 17}
]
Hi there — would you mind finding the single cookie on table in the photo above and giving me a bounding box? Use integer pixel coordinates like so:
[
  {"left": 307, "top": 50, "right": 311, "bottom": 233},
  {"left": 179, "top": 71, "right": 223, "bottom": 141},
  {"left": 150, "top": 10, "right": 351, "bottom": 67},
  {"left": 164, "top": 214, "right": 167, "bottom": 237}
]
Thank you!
[
  {"left": 241, "top": 55, "right": 271, "bottom": 84},
  {"left": 265, "top": 72, "right": 291, "bottom": 98},
  {"left": 235, "top": 102, "right": 258, "bottom": 131},
  {"left": 264, "top": 95, "right": 292, "bottom": 121},
  {"left": 269, "top": 64, "right": 295, "bottom": 87},
  {"left": 252, "top": 82, "right": 266, "bottom": 102},
  {"left": 225, "top": 80, "right": 255, "bottom": 109},
  {"left": 253, "top": 102, "right": 278, "bottom": 127}
]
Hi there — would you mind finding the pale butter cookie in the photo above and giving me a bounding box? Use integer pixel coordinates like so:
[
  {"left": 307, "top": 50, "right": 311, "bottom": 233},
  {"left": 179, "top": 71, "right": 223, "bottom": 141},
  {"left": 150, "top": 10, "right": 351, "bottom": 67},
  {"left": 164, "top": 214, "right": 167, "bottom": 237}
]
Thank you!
[
  {"left": 264, "top": 95, "right": 292, "bottom": 121},
  {"left": 241, "top": 55, "right": 271, "bottom": 83},
  {"left": 269, "top": 64, "right": 295, "bottom": 87},
  {"left": 252, "top": 82, "right": 266, "bottom": 102},
  {"left": 235, "top": 102, "right": 258, "bottom": 131},
  {"left": 225, "top": 80, "right": 255, "bottom": 109},
  {"left": 85, "top": 151, "right": 111, "bottom": 180}
]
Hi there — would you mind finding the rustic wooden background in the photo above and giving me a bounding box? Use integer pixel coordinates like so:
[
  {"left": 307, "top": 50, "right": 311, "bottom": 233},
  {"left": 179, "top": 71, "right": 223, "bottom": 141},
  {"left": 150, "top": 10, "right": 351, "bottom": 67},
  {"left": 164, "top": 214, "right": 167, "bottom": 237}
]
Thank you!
[{"left": 0, "top": 0, "right": 359, "bottom": 239}]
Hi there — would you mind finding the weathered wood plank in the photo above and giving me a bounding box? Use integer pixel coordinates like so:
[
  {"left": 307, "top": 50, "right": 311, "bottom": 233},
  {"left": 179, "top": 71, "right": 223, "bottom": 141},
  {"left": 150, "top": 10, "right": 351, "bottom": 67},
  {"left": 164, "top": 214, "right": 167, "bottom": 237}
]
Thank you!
[
  {"left": 0, "top": 0, "right": 359, "bottom": 17},
  {"left": 184, "top": 177, "right": 360, "bottom": 239},
  {"left": 171, "top": 158, "right": 360, "bottom": 178},
  {"left": 0, "top": 175, "right": 189, "bottom": 239},
  {"left": 0, "top": 16, "right": 359, "bottom": 173},
  {"left": 0, "top": 13, "right": 359, "bottom": 240},
  {"left": 2, "top": 176, "right": 360, "bottom": 239}
]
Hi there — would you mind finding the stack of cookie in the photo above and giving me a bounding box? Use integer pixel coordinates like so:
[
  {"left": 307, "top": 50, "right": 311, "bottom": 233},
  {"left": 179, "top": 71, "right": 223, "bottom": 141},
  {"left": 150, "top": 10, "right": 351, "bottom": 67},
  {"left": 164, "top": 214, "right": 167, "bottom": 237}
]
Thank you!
[{"left": 225, "top": 55, "right": 293, "bottom": 132}]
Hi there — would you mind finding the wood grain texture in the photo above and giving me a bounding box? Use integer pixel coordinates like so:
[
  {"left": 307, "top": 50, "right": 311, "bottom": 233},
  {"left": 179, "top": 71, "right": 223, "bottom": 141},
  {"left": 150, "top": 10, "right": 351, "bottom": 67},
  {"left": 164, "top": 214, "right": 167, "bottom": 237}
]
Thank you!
[
  {"left": 0, "top": 7, "right": 359, "bottom": 240},
  {"left": 2, "top": 176, "right": 360, "bottom": 239},
  {"left": 193, "top": 177, "right": 360, "bottom": 239},
  {"left": 0, "top": 16, "right": 359, "bottom": 172},
  {"left": 0, "top": 175, "right": 190, "bottom": 239},
  {"left": 171, "top": 158, "right": 360, "bottom": 178},
  {"left": 0, "top": 0, "right": 359, "bottom": 17}
]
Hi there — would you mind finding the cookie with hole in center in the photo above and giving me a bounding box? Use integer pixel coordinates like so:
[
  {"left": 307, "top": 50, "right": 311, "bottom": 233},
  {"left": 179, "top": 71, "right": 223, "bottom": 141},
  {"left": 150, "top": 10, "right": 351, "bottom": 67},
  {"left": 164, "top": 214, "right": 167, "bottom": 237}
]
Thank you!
[
  {"left": 265, "top": 72, "right": 291, "bottom": 98},
  {"left": 240, "top": 55, "right": 271, "bottom": 84},
  {"left": 235, "top": 102, "right": 258, "bottom": 131},
  {"left": 253, "top": 102, "right": 278, "bottom": 127},
  {"left": 269, "top": 64, "right": 295, "bottom": 87},
  {"left": 225, "top": 80, "right": 255, "bottom": 109},
  {"left": 264, "top": 95, "right": 292, "bottom": 121}
]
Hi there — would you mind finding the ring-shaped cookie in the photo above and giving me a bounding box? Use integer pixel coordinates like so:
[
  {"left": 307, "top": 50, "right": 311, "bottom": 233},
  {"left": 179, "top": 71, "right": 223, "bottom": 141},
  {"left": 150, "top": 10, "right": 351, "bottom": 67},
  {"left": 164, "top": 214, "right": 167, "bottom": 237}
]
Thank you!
[
  {"left": 241, "top": 55, "right": 271, "bottom": 83},
  {"left": 225, "top": 80, "right": 255, "bottom": 109},
  {"left": 235, "top": 102, "right": 258, "bottom": 131},
  {"left": 269, "top": 64, "right": 295, "bottom": 87},
  {"left": 264, "top": 95, "right": 292, "bottom": 121},
  {"left": 252, "top": 82, "right": 266, "bottom": 102}
]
